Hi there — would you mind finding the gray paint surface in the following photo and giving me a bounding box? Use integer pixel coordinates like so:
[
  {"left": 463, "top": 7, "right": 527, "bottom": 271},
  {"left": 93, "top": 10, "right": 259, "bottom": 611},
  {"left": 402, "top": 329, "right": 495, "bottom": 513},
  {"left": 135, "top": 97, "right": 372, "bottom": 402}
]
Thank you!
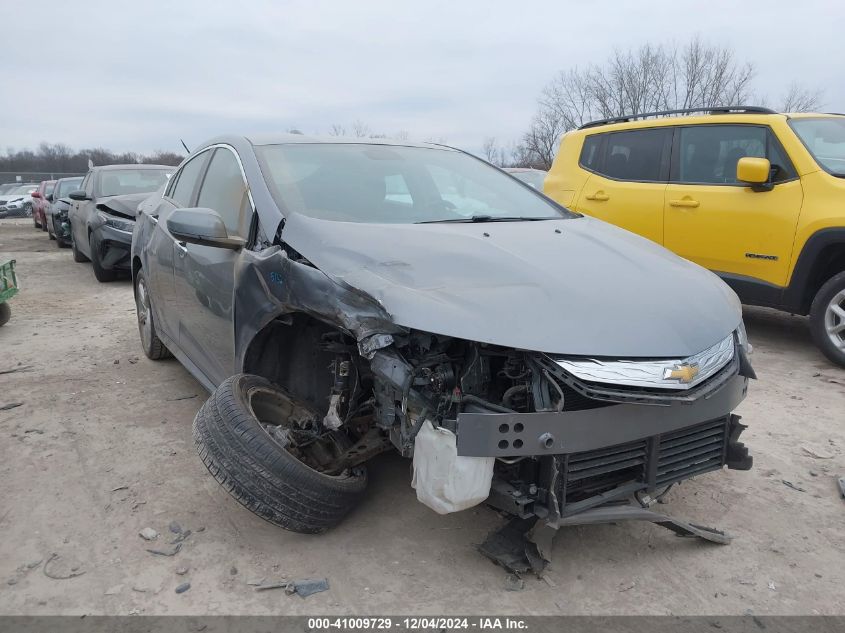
[{"left": 282, "top": 212, "right": 741, "bottom": 358}]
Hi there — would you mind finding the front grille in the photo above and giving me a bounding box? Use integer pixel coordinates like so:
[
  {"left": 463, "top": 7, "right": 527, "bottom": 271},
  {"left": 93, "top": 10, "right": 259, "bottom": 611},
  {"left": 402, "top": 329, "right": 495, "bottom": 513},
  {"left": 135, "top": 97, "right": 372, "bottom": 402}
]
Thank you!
[
  {"left": 655, "top": 418, "right": 728, "bottom": 486},
  {"left": 563, "top": 439, "right": 647, "bottom": 503},
  {"left": 556, "top": 417, "right": 729, "bottom": 515}
]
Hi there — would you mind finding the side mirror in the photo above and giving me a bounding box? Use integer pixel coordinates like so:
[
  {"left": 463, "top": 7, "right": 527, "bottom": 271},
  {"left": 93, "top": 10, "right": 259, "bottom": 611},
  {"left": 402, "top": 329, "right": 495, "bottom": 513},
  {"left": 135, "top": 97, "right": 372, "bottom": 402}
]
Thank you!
[
  {"left": 46, "top": 194, "right": 54, "bottom": 202},
  {"left": 69, "top": 190, "right": 89, "bottom": 201},
  {"left": 31, "top": 191, "right": 42, "bottom": 199},
  {"left": 737, "top": 157, "right": 772, "bottom": 191},
  {"left": 166, "top": 207, "right": 245, "bottom": 250}
]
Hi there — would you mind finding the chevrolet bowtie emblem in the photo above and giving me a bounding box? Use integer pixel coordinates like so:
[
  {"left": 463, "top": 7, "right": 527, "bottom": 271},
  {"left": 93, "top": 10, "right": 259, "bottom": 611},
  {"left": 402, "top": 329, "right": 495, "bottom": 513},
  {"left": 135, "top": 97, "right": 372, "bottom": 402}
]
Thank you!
[{"left": 663, "top": 363, "right": 700, "bottom": 384}]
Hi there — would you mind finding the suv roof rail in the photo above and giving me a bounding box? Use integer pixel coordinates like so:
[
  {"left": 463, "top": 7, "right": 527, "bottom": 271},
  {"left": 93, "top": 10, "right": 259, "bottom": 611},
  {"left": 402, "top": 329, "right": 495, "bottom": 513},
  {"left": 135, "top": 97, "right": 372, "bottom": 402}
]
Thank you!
[{"left": 578, "top": 106, "right": 778, "bottom": 130}]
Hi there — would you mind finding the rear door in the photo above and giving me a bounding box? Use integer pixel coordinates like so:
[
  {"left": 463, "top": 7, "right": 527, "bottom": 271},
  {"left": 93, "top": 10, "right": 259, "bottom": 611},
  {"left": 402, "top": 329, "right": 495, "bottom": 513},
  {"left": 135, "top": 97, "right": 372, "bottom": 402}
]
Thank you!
[
  {"left": 173, "top": 146, "right": 254, "bottom": 386},
  {"left": 663, "top": 124, "right": 803, "bottom": 286},
  {"left": 573, "top": 127, "right": 672, "bottom": 244}
]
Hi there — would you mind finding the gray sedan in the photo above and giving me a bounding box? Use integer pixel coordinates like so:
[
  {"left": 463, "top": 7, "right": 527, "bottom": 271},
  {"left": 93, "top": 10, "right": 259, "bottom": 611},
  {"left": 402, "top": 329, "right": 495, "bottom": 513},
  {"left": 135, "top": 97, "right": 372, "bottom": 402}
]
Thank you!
[{"left": 131, "top": 135, "right": 754, "bottom": 558}]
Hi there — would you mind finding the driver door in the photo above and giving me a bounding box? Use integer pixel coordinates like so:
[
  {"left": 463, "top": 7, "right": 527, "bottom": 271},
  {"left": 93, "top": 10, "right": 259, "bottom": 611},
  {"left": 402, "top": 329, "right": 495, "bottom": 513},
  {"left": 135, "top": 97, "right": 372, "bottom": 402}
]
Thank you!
[{"left": 173, "top": 146, "right": 254, "bottom": 387}]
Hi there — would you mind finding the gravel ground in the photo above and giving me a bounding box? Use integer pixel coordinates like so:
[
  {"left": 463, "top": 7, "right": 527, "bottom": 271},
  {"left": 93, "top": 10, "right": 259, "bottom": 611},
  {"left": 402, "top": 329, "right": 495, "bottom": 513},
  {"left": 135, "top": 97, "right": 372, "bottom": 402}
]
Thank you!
[{"left": 1, "top": 217, "right": 843, "bottom": 616}]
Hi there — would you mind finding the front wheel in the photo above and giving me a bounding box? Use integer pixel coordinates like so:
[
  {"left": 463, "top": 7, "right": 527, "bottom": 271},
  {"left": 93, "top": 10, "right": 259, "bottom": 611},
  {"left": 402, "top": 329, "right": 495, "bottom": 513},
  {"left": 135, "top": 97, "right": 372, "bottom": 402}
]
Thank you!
[
  {"left": 810, "top": 271, "right": 845, "bottom": 367},
  {"left": 89, "top": 234, "right": 117, "bottom": 282},
  {"left": 0, "top": 302, "right": 10, "bottom": 327},
  {"left": 23, "top": 203, "right": 32, "bottom": 218},
  {"left": 193, "top": 374, "right": 368, "bottom": 533},
  {"left": 70, "top": 225, "right": 89, "bottom": 263}
]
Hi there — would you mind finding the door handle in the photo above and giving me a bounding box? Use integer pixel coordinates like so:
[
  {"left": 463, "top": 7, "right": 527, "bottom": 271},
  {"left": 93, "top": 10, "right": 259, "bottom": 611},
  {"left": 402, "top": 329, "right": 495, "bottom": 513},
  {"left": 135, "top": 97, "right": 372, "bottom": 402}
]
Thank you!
[
  {"left": 669, "top": 198, "right": 700, "bottom": 208},
  {"left": 585, "top": 191, "right": 610, "bottom": 201},
  {"left": 176, "top": 240, "right": 188, "bottom": 254}
]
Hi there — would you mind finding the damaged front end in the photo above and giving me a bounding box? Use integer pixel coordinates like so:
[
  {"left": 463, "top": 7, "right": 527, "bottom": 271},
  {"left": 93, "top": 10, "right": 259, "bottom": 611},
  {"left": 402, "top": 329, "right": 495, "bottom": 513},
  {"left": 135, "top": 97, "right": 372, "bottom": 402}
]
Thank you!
[{"left": 232, "top": 222, "right": 754, "bottom": 571}]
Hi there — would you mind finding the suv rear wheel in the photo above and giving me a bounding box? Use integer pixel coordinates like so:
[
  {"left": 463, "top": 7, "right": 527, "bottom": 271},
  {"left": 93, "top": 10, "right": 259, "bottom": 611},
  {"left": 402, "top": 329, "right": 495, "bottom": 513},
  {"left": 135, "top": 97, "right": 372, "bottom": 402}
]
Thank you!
[{"left": 810, "top": 271, "right": 845, "bottom": 367}]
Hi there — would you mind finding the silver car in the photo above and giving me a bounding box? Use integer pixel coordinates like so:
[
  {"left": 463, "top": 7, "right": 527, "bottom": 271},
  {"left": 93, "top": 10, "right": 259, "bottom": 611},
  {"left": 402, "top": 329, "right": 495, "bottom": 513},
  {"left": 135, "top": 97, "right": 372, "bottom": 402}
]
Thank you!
[{"left": 131, "top": 135, "right": 754, "bottom": 568}]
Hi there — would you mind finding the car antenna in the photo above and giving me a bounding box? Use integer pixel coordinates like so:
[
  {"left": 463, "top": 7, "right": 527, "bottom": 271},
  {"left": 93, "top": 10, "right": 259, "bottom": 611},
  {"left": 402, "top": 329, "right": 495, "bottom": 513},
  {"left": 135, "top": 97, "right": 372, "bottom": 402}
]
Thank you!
[{"left": 180, "top": 139, "right": 191, "bottom": 154}]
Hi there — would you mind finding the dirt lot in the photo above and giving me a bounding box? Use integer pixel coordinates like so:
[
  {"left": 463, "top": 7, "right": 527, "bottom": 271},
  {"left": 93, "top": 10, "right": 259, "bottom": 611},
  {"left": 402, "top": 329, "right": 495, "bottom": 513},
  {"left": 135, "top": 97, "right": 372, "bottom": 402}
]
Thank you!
[{"left": 0, "top": 218, "right": 843, "bottom": 616}]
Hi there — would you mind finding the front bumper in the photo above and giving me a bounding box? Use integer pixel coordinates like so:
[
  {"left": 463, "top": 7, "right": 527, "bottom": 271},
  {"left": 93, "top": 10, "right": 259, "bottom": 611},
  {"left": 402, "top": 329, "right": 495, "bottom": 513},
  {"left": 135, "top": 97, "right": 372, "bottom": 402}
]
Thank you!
[
  {"left": 91, "top": 223, "right": 134, "bottom": 271},
  {"left": 457, "top": 369, "right": 751, "bottom": 521}
]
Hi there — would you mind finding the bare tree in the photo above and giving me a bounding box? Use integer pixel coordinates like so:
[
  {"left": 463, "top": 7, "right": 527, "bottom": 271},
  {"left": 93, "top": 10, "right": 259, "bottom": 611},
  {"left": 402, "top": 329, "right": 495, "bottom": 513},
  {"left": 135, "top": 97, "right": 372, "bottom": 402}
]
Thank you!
[
  {"left": 350, "top": 120, "right": 371, "bottom": 138},
  {"left": 328, "top": 124, "right": 346, "bottom": 136},
  {"left": 780, "top": 82, "right": 824, "bottom": 112},
  {"left": 520, "top": 37, "right": 761, "bottom": 169}
]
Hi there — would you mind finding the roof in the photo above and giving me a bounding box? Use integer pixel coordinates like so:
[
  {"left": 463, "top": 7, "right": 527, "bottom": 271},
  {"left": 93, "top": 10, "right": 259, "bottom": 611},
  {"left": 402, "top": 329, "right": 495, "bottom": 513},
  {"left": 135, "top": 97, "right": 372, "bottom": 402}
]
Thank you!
[
  {"left": 574, "top": 108, "right": 844, "bottom": 136},
  {"left": 243, "top": 132, "right": 447, "bottom": 150},
  {"left": 91, "top": 164, "right": 174, "bottom": 171}
]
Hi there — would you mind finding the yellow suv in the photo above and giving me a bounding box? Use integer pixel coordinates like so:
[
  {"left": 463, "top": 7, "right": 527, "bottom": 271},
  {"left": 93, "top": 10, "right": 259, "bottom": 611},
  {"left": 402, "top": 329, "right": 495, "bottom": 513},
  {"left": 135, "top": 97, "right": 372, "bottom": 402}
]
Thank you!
[{"left": 545, "top": 106, "right": 845, "bottom": 366}]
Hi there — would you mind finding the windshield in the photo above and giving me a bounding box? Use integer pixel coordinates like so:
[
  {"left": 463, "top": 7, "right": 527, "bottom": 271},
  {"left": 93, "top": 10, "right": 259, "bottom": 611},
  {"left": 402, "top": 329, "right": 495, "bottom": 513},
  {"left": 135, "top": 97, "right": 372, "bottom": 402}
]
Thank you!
[
  {"left": 56, "top": 178, "right": 83, "bottom": 199},
  {"left": 44, "top": 182, "right": 55, "bottom": 196},
  {"left": 11, "top": 185, "right": 36, "bottom": 195},
  {"left": 97, "top": 169, "right": 173, "bottom": 197},
  {"left": 508, "top": 170, "right": 547, "bottom": 189},
  {"left": 256, "top": 143, "right": 572, "bottom": 224},
  {"left": 789, "top": 117, "right": 845, "bottom": 176}
]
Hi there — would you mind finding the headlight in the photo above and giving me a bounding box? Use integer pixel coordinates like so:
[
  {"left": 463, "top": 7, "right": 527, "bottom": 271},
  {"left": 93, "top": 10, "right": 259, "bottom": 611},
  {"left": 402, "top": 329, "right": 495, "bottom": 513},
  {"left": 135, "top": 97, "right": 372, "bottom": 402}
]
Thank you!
[
  {"left": 97, "top": 212, "right": 134, "bottom": 233},
  {"left": 7, "top": 202, "right": 20, "bottom": 209},
  {"left": 736, "top": 322, "right": 752, "bottom": 355}
]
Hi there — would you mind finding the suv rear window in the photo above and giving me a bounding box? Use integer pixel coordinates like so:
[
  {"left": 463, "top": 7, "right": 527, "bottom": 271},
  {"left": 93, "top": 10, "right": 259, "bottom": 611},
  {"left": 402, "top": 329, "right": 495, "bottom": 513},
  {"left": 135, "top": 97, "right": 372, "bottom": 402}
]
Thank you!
[{"left": 579, "top": 128, "right": 670, "bottom": 182}]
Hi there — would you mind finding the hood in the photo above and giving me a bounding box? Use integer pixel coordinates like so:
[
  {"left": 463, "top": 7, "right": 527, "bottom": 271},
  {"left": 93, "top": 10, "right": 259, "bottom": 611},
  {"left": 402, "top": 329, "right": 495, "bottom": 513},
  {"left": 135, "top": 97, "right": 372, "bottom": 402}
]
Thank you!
[
  {"left": 282, "top": 214, "right": 742, "bottom": 358},
  {"left": 96, "top": 192, "right": 151, "bottom": 219}
]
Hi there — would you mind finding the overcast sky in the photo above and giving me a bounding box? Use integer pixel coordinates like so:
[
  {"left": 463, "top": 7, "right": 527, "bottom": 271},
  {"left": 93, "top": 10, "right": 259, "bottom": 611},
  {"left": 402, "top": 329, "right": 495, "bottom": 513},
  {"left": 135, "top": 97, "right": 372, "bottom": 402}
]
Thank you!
[{"left": 2, "top": 0, "right": 842, "bottom": 156}]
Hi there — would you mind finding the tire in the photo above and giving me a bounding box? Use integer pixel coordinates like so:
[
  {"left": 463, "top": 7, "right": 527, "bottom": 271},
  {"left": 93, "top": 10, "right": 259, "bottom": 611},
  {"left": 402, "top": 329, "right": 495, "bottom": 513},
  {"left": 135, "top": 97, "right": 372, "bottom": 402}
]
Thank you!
[
  {"left": 809, "top": 271, "right": 845, "bottom": 367},
  {"left": 0, "top": 302, "right": 10, "bottom": 327},
  {"left": 70, "top": 225, "right": 89, "bottom": 262},
  {"left": 193, "top": 374, "right": 368, "bottom": 533},
  {"left": 134, "top": 270, "right": 171, "bottom": 360},
  {"left": 33, "top": 216, "right": 41, "bottom": 229},
  {"left": 47, "top": 221, "right": 56, "bottom": 240},
  {"left": 89, "top": 233, "right": 118, "bottom": 282},
  {"left": 41, "top": 218, "right": 48, "bottom": 232},
  {"left": 23, "top": 203, "right": 32, "bottom": 218}
]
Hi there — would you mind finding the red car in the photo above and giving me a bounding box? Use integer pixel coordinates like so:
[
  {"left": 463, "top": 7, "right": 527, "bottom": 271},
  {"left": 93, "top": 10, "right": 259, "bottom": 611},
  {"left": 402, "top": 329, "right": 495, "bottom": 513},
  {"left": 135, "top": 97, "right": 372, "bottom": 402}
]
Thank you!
[{"left": 31, "top": 180, "right": 56, "bottom": 230}]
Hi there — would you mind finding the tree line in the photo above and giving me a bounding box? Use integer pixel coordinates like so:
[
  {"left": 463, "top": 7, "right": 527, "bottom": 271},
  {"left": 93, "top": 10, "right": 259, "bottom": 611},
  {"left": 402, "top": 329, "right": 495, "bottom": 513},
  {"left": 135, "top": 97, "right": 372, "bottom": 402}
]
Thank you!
[
  {"left": 488, "top": 36, "right": 824, "bottom": 170},
  {"left": 1, "top": 37, "right": 825, "bottom": 177},
  {"left": 0, "top": 143, "right": 184, "bottom": 177}
]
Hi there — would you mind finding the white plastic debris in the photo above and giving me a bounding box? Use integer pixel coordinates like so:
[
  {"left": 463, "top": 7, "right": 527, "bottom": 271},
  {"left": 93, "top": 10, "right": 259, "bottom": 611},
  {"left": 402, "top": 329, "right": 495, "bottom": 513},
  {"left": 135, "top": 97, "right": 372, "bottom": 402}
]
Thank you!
[{"left": 412, "top": 421, "right": 494, "bottom": 514}]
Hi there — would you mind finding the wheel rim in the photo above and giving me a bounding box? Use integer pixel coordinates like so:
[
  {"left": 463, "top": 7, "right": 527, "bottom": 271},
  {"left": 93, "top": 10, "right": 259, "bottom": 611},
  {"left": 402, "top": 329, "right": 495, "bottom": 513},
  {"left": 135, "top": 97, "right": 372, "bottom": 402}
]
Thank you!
[
  {"left": 135, "top": 277, "right": 153, "bottom": 350},
  {"left": 825, "top": 289, "right": 845, "bottom": 350},
  {"left": 247, "top": 386, "right": 356, "bottom": 479}
]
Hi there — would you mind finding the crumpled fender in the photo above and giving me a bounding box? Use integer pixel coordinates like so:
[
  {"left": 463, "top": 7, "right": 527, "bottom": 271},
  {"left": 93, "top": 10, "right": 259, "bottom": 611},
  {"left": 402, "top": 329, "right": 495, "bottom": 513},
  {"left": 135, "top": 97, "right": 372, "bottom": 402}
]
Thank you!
[{"left": 233, "top": 245, "right": 406, "bottom": 370}]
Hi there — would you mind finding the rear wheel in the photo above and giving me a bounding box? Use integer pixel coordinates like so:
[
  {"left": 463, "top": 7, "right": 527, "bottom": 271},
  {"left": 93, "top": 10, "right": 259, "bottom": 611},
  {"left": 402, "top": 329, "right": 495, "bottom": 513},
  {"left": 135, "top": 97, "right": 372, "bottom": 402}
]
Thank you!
[
  {"left": 134, "top": 270, "right": 171, "bottom": 360},
  {"left": 810, "top": 271, "right": 845, "bottom": 367},
  {"left": 193, "top": 374, "right": 368, "bottom": 533},
  {"left": 0, "top": 302, "right": 10, "bottom": 327}
]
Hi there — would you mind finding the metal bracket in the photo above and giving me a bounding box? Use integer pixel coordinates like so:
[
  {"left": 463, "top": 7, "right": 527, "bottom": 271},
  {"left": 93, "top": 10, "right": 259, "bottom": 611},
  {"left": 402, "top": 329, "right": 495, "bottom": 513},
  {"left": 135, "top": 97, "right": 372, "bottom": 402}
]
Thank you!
[{"left": 547, "top": 503, "right": 732, "bottom": 544}]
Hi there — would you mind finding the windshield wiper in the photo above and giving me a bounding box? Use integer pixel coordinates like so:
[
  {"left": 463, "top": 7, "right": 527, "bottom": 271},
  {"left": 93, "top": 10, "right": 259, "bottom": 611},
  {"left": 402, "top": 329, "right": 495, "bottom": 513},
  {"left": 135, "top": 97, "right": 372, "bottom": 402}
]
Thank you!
[{"left": 417, "top": 215, "right": 558, "bottom": 224}]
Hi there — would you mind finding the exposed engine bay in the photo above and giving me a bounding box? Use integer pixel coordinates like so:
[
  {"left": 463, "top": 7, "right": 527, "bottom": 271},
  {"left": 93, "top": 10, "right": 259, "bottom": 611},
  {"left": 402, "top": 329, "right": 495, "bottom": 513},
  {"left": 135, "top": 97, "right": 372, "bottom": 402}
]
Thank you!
[{"left": 273, "top": 326, "right": 753, "bottom": 530}]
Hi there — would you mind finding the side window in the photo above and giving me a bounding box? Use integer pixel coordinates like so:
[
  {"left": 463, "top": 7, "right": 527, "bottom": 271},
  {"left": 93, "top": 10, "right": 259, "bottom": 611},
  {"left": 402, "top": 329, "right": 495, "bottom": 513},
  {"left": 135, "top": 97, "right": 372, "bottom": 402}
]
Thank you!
[
  {"left": 677, "top": 125, "right": 795, "bottom": 185},
  {"left": 196, "top": 148, "right": 251, "bottom": 237},
  {"left": 81, "top": 173, "right": 93, "bottom": 195},
  {"left": 599, "top": 129, "right": 669, "bottom": 181},
  {"left": 579, "top": 135, "right": 603, "bottom": 171},
  {"left": 170, "top": 153, "right": 208, "bottom": 207}
]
